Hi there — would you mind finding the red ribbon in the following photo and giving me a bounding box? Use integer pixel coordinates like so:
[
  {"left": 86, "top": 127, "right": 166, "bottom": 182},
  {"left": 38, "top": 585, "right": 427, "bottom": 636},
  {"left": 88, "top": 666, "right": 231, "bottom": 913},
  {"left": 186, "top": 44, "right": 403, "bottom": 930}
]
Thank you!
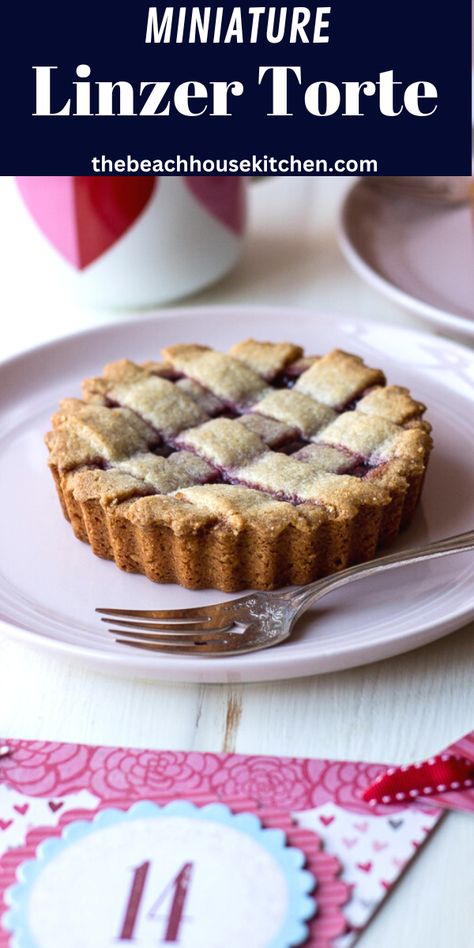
[{"left": 363, "top": 754, "right": 474, "bottom": 805}]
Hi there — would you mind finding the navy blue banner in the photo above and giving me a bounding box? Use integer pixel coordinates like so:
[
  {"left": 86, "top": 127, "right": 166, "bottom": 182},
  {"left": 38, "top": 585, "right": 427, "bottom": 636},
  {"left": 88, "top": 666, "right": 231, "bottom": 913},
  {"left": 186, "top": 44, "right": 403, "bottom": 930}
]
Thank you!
[{"left": 2, "top": 1, "right": 472, "bottom": 174}]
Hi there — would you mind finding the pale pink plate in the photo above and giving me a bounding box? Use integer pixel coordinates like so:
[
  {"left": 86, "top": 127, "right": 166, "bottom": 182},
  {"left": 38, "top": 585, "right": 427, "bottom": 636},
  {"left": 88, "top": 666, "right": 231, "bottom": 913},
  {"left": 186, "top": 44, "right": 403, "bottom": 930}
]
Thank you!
[
  {"left": 339, "top": 180, "right": 474, "bottom": 339},
  {"left": 1, "top": 307, "right": 473, "bottom": 683}
]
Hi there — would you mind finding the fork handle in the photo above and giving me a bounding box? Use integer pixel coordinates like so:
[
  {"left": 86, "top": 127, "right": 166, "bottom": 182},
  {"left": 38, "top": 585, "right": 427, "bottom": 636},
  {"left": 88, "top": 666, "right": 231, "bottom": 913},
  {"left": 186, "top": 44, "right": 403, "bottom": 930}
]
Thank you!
[{"left": 289, "top": 529, "right": 474, "bottom": 614}]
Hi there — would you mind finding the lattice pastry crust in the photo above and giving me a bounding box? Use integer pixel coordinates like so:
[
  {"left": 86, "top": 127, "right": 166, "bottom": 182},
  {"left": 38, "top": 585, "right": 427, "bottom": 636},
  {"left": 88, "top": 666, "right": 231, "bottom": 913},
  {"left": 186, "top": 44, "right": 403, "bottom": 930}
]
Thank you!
[{"left": 45, "top": 339, "right": 432, "bottom": 591}]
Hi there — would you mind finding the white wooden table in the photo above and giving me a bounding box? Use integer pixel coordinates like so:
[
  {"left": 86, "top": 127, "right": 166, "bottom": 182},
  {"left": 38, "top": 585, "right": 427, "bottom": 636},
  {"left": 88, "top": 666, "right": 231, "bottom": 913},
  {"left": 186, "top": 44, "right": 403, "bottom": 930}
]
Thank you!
[{"left": 0, "top": 176, "right": 472, "bottom": 947}]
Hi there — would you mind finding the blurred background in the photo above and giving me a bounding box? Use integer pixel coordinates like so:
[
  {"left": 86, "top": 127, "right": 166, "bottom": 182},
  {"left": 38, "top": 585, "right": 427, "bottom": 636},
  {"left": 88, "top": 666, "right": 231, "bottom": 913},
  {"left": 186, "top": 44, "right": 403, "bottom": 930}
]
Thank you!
[{"left": 1, "top": 174, "right": 473, "bottom": 365}]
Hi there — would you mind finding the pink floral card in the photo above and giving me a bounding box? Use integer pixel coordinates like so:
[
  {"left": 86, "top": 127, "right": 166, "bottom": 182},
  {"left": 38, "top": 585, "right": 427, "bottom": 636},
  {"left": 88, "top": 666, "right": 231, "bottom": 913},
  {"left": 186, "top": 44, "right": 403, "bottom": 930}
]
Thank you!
[{"left": 0, "top": 737, "right": 455, "bottom": 946}]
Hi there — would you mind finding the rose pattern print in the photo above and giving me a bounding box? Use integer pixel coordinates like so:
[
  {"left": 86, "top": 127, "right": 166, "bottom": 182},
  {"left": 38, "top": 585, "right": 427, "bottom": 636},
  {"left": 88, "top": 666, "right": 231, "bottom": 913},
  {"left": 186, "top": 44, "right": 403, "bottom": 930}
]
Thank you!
[
  {"left": 1, "top": 738, "right": 417, "bottom": 816},
  {"left": 87, "top": 748, "right": 221, "bottom": 800},
  {"left": 210, "top": 755, "right": 310, "bottom": 811},
  {"left": 304, "top": 760, "right": 388, "bottom": 810},
  {"left": 0, "top": 742, "right": 92, "bottom": 797},
  {"left": 6, "top": 734, "right": 468, "bottom": 815}
]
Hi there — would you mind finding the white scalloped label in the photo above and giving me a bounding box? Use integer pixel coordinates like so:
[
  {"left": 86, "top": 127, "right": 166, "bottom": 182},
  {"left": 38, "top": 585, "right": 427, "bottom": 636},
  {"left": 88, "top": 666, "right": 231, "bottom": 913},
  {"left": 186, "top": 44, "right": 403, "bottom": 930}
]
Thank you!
[{"left": 5, "top": 804, "right": 315, "bottom": 948}]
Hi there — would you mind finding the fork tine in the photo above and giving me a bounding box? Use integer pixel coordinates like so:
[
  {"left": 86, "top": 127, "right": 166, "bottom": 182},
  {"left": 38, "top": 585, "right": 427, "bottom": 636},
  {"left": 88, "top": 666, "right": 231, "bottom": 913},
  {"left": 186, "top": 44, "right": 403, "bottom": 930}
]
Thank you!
[
  {"left": 106, "top": 622, "right": 235, "bottom": 638},
  {"left": 103, "top": 617, "right": 232, "bottom": 632},
  {"left": 96, "top": 605, "right": 226, "bottom": 621},
  {"left": 115, "top": 637, "right": 235, "bottom": 653}
]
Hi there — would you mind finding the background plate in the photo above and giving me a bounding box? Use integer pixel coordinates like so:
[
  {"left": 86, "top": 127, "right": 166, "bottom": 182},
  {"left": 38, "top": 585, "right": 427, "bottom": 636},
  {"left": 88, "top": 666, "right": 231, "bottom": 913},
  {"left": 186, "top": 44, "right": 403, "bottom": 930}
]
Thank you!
[
  {"left": 339, "top": 180, "right": 474, "bottom": 339},
  {"left": 1, "top": 307, "right": 474, "bottom": 683}
]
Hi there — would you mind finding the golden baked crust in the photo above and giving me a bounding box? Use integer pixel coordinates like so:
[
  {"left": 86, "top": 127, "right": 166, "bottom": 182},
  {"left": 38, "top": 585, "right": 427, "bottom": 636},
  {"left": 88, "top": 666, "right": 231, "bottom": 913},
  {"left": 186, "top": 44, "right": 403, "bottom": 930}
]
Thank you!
[{"left": 45, "top": 339, "right": 432, "bottom": 591}]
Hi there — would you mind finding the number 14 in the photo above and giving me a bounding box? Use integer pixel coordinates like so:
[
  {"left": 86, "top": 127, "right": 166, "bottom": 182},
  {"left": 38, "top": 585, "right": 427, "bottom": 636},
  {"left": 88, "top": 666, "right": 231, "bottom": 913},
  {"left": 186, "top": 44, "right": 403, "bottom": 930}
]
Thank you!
[{"left": 119, "top": 861, "right": 194, "bottom": 943}]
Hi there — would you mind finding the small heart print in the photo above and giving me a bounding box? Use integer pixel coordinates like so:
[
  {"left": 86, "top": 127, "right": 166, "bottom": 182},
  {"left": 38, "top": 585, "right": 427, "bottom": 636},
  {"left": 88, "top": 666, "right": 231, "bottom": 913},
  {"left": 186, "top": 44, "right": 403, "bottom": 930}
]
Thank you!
[
  {"left": 393, "top": 857, "right": 406, "bottom": 868},
  {"left": 13, "top": 803, "right": 29, "bottom": 816},
  {"left": 372, "top": 840, "right": 388, "bottom": 852},
  {"left": 319, "top": 814, "right": 335, "bottom": 826},
  {"left": 48, "top": 801, "right": 64, "bottom": 813},
  {"left": 342, "top": 837, "right": 358, "bottom": 848},
  {"left": 422, "top": 826, "right": 433, "bottom": 834},
  {"left": 381, "top": 880, "right": 392, "bottom": 890},
  {"left": 353, "top": 821, "right": 369, "bottom": 832},
  {"left": 412, "top": 839, "right": 421, "bottom": 849},
  {"left": 388, "top": 818, "right": 403, "bottom": 830},
  {"left": 357, "top": 861, "right": 373, "bottom": 873},
  {"left": 0, "top": 820, "right": 13, "bottom": 831}
]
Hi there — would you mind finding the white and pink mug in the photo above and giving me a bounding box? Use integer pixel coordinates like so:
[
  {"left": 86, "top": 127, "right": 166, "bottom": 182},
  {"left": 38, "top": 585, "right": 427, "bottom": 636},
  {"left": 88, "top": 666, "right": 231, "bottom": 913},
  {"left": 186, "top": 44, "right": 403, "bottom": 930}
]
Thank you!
[{"left": 15, "top": 176, "right": 247, "bottom": 308}]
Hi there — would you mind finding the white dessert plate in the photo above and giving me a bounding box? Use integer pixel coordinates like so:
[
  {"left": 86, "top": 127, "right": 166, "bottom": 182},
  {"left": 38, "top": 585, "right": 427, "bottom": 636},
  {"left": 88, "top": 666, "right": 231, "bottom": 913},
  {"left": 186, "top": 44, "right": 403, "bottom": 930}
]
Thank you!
[
  {"left": 1, "top": 307, "right": 473, "bottom": 683},
  {"left": 339, "top": 180, "right": 474, "bottom": 339}
]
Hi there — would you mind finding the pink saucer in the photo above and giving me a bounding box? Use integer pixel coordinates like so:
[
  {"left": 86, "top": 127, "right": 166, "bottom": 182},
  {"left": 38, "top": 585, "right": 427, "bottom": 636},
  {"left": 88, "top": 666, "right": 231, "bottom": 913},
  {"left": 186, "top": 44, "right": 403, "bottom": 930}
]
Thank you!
[{"left": 339, "top": 180, "right": 474, "bottom": 339}]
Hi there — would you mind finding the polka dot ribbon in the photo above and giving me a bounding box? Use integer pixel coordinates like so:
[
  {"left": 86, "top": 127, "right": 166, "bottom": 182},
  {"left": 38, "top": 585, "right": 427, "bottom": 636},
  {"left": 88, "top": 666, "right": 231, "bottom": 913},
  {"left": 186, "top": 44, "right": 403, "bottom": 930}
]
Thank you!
[{"left": 363, "top": 754, "right": 474, "bottom": 805}]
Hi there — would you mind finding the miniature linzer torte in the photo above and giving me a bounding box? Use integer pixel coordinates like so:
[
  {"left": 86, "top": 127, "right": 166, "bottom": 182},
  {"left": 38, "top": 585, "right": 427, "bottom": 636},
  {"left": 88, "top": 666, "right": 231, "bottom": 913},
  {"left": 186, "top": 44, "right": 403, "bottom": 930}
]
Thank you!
[{"left": 45, "top": 339, "right": 432, "bottom": 591}]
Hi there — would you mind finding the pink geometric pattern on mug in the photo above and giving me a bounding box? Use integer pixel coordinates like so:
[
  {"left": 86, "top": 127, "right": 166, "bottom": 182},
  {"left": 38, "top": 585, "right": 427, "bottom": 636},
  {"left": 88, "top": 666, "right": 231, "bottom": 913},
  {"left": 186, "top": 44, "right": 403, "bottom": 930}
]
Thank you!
[
  {"left": 185, "top": 177, "right": 246, "bottom": 234},
  {"left": 15, "top": 177, "right": 157, "bottom": 269},
  {"left": 16, "top": 176, "right": 245, "bottom": 272}
]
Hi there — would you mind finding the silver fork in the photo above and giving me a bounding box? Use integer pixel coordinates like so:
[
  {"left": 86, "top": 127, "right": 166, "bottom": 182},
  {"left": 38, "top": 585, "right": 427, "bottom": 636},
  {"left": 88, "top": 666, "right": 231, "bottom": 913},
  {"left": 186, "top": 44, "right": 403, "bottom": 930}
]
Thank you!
[{"left": 97, "top": 530, "right": 474, "bottom": 657}]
